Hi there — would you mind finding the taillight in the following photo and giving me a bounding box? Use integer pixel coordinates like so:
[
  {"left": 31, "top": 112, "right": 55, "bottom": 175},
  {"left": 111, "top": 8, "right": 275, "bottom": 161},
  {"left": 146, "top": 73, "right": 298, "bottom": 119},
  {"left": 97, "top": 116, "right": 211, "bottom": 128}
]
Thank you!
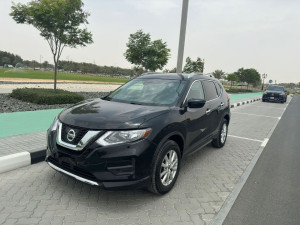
[{"left": 226, "top": 92, "right": 230, "bottom": 100}]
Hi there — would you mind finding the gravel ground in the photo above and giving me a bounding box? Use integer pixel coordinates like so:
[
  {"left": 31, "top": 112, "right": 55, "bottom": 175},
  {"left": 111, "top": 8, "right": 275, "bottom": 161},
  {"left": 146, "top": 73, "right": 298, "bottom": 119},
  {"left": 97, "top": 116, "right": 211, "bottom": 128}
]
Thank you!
[{"left": 0, "top": 92, "right": 109, "bottom": 113}]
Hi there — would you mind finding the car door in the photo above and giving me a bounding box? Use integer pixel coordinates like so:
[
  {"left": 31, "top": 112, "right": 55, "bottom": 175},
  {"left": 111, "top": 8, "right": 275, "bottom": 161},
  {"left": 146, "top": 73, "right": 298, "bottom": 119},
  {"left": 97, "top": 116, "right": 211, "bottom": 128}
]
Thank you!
[
  {"left": 184, "top": 80, "right": 212, "bottom": 153},
  {"left": 202, "top": 80, "right": 222, "bottom": 135}
]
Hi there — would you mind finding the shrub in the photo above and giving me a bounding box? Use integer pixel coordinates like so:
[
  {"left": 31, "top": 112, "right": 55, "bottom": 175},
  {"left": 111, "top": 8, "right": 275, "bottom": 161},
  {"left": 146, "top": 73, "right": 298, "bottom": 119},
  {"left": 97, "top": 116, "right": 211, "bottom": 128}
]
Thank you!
[
  {"left": 226, "top": 88, "right": 254, "bottom": 93},
  {"left": 11, "top": 88, "right": 84, "bottom": 105}
]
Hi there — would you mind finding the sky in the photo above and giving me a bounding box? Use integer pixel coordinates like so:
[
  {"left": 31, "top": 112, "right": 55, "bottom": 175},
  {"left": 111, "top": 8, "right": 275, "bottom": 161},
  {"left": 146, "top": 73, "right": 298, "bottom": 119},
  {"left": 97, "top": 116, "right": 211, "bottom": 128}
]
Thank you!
[{"left": 0, "top": 0, "right": 299, "bottom": 83}]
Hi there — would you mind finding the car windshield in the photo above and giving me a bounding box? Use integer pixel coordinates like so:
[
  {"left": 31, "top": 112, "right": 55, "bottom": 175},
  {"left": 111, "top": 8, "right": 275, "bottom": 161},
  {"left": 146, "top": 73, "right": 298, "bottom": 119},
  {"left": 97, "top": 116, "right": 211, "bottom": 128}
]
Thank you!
[
  {"left": 267, "top": 86, "right": 284, "bottom": 91},
  {"left": 104, "top": 79, "right": 186, "bottom": 106}
]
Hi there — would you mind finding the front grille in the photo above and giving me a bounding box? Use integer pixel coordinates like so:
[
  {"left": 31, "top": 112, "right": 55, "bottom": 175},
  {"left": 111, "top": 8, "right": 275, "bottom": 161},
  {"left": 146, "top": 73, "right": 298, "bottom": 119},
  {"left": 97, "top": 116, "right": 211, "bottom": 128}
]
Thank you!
[
  {"left": 61, "top": 123, "right": 88, "bottom": 145},
  {"left": 48, "top": 156, "right": 96, "bottom": 181},
  {"left": 266, "top": 92, "right": 279, "bottom": 98}
]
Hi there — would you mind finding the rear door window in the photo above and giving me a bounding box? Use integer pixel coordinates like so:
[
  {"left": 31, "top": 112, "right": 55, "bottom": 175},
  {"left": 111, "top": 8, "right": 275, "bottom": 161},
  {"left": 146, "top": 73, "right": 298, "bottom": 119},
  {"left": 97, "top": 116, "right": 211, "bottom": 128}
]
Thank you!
[{"left": 203, "top": 80, "right": 218, "bottom": 101}]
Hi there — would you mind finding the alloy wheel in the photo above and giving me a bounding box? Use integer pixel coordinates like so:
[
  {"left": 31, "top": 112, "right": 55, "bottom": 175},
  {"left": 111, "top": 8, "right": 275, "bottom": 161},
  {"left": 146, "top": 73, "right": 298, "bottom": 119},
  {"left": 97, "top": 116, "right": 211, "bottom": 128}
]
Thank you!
[
  {"left": 160, "top": 150, "right": 178, "bottom": 186},
  {"left": 220, "top": 123, "right": 227, "bottom": 144}
]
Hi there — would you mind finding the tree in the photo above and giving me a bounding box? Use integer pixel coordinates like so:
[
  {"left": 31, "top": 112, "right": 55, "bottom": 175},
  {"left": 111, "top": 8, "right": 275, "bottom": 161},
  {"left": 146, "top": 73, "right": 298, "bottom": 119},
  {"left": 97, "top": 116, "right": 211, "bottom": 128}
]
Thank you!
[
  {"left": 10, "top": 0, "right": 93, "bottom": 91},
  {"left": 226, "top": 73, "right": 238, "bottom": 87},
  {"left": 2, "top": 57, "right": 10, "bottom": 67},
  {"left": 163, "top": 67, "right": 177, "bottom": 73},
  {"left": 42, "top": 61, "right": 49, "bottom": 69},
  {"left": 212, "top": 70, "right": 225, "bottom": 79},
  {"left": 124, "top": 30, "right": 170, "bottom": 72},
  {"left": 183, "top": 57, "right": 204, "bottom": 73},
  {"left": 243, "top": 68, "right": 261, "bottom": 89},
  {"left": 234, "top": 68, "right": 261, "bottom": 89}
]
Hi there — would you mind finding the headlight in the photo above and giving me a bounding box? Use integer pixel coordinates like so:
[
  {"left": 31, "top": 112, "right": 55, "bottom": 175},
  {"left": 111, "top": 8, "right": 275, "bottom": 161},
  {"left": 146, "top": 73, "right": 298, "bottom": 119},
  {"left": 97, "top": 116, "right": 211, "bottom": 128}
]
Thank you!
[
  {"left": 50, "top": 116, "right": 59, "bottom": 131},
  {"left": 279, "top": 93, "right": 284, "bottom": 95},
  {"left": 96, "top": 129, "right": 151, "bottom": 146}
]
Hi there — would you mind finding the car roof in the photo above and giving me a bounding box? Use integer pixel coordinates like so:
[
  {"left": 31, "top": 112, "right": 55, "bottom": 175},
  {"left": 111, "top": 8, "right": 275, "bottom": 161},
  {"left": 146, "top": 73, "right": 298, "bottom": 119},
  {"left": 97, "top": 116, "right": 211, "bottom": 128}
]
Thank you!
[{"left": 139, "top": 72, "right": 218, "bottom": 82}]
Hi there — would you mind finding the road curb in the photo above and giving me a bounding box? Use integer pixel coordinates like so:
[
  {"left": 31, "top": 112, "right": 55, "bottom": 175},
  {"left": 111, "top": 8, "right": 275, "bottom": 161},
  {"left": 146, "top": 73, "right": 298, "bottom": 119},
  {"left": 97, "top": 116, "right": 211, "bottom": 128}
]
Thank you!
[
  {"left": 0, "top": 149, "right": 46, "bottom": 174},
  {"left": 230, "top": 97, "right": 261, "bottom": 108}
]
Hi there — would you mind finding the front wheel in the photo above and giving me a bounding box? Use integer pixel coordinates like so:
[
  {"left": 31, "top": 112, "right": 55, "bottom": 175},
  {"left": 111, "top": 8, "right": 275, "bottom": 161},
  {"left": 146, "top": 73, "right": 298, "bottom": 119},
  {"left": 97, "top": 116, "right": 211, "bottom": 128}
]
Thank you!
[
  {"left": 148, "top": 140, "right": 181, "bottom": 195},
  {"left": 212, "top": 119, "right": 228, "bottom": 148}
]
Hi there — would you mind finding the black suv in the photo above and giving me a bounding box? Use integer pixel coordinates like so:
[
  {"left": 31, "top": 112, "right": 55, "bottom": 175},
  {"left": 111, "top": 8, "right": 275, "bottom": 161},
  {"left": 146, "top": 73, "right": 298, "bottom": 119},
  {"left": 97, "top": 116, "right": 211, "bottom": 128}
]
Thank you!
[
  {"left": 262, "top": 85, "right": 287, "bottom": 103},
  {"left": 46, "top": 73, "right": 230, "bottom": 194}
]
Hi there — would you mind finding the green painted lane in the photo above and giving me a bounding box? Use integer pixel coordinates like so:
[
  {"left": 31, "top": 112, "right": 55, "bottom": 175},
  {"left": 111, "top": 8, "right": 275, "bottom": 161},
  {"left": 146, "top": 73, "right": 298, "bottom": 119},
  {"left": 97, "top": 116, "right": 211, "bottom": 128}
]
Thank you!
[
  {"left": 0, "top": 92, "right": 263, "bottom": 138},
  {"left": 0, "top": 109, "right": 63, "bottom": 138},
  {"left": 229, "top": 92, "right": 262, "bottom": 101}
]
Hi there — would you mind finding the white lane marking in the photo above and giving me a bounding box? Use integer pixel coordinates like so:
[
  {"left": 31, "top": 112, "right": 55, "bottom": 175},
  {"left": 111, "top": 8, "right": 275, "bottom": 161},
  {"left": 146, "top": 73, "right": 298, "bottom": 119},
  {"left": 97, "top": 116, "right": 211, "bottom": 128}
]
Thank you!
[
  {"left": 250, "top": 105, "right": 286, "bottom": 110},
  {"left": 0, "top": 152, "right": 31, "bottom": 174},
  {"left": 228, "top": 135, "right": 263, "bottom": 142},
  {"left": 233, "top": 112, "right": 280, "bottom": 119},
  {"left": 261, "top": 138, "right": 269, "bottom": 147}
]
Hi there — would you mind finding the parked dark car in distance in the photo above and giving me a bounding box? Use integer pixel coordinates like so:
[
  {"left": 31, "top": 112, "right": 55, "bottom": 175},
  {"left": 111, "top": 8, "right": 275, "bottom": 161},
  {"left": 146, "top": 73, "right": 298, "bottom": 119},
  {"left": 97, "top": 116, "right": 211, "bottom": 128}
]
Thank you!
[
  {"left": 262, "top": 85, "right": 287, "bottom": 103},
  {"left": 46, "top": 73, "right": 231, "bottom": 194}
]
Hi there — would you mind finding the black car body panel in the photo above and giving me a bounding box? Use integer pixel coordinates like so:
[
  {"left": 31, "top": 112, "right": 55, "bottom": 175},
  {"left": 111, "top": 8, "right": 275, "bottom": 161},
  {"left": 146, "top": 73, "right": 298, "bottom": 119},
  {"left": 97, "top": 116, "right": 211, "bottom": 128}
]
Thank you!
[
  {"left": 262, "top": 85, "right": 287, "bottom": 103},
  {"left": 46, "top": 73, "right": 230, "bottom": 190},
  {"left": 59, "top": 99, "right": 170, "bottom": 130}
]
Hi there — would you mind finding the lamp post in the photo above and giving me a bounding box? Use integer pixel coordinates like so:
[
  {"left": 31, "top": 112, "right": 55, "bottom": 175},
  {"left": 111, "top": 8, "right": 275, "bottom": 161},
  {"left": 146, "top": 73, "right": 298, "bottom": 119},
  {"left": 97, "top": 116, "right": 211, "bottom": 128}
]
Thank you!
[
  {"left": 176, "top": 0, "right": 189, "bottom": 73},
  {"left": 261, "top": 73, "right": 267, "bottom": 91},
  {"left": 40, "top": 55, "right": 43, "bottom": 68}
]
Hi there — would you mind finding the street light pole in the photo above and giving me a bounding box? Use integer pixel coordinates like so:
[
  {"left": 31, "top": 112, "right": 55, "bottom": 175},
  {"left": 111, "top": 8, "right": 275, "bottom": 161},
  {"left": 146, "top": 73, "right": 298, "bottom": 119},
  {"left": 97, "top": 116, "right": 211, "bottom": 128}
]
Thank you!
[
  {"left": 176, "top": 0, "right": 189, "bottom": 74},
  {"left": 261, "top": 73, "right": 267, "bottom": 91}
]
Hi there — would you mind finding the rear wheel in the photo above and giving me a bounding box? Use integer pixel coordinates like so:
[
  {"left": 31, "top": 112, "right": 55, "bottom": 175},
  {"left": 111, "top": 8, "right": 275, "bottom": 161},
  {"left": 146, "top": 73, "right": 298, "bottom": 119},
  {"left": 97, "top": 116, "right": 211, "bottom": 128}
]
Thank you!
[
  {"left": 212, "top": 119, "right": 228, "bottom": 148},
  {"left": 148, "top": 140, "right": 181, "bottom": 195}
]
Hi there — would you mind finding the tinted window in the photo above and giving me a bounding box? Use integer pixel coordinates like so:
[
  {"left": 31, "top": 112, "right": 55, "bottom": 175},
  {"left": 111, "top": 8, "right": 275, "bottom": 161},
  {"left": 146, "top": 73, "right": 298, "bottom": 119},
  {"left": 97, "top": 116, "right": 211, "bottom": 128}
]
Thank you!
[
  {"left": 105, "top": 79, "right": 186, "bottom": 106},
  {"left": 203, "top": 81, "right": 218, "bottom": 101},
  {"left": 214, "top": 82, "right": 221, "bottom": 96},
  {"left": 267, "top": 86, "right": 284, "bottom": 91},
  {"left": 186, "top": 81, "right": 205, "bottom": 100}
]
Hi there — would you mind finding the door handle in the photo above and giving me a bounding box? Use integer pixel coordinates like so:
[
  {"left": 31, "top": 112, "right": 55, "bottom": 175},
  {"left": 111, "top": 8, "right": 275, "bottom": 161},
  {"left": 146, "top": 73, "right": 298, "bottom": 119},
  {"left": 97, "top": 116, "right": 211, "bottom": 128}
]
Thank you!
[
  {"left": 220, "top": 102, "right": 224, "bottom": 107},
  {"left": 206, "top": 109, "right": 211, "bottom": 114}
]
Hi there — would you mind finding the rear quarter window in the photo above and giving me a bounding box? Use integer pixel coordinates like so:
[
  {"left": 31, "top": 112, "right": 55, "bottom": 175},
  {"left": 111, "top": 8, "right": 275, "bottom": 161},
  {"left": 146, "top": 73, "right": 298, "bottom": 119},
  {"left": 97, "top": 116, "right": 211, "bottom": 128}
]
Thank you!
[
  {"left": 203, "top": 80, "right": 218, "bottom": 101},
  {"left": 214, "top": 82, "right": 222, "bottom": 96}
]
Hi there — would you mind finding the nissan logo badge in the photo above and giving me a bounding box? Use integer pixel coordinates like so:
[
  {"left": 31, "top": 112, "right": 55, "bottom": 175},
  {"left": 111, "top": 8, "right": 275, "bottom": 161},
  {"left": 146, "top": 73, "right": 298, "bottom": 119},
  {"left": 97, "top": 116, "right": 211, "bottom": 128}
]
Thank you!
[{"left": 67, "top": 129, "right": 76, "bottom": 142}]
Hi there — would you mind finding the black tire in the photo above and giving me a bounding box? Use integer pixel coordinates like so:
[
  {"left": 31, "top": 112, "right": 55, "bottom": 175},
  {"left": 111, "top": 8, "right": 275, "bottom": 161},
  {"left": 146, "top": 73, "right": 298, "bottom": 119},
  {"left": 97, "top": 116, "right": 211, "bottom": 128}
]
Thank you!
[
  {"left": 148, "top": 140, "right": 181, "bottom": 195},
  {"left": 262, "top": 99, "right": 265, "bottom": 102},
  {"left": 212, "top": 119, "right": 228, "bottom": 148}
]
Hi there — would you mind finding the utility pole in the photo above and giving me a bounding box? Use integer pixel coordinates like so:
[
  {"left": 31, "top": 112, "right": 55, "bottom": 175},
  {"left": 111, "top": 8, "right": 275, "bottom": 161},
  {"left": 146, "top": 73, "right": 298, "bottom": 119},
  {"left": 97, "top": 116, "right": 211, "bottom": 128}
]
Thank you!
[
  {"left": 176, "top": 0, "right": 189, "bottom": 74},
  {"left": 40, "top": 55, "right": 43, "bottom": 68}
]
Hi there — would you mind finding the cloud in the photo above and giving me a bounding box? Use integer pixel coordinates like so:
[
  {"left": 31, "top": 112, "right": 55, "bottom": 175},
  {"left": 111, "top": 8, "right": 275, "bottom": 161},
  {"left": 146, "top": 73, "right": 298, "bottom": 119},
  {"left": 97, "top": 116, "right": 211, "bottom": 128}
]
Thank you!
[{"left": 125, "top": 0, "right": 180, "bottom": 15}]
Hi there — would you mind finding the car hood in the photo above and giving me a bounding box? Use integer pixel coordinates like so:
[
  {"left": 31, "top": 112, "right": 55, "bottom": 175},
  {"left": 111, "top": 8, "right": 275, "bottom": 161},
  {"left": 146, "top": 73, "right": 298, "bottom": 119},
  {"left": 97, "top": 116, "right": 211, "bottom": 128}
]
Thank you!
[{"left": 59, "top": 98, "right": 170, "bottom": 130}]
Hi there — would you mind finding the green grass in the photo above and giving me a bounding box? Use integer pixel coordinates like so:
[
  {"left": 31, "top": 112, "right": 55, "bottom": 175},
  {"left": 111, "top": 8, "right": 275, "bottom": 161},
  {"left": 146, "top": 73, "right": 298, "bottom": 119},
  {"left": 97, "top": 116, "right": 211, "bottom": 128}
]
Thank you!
[{"left": 0, "top": 68, "right": 129, "bottom": 83}]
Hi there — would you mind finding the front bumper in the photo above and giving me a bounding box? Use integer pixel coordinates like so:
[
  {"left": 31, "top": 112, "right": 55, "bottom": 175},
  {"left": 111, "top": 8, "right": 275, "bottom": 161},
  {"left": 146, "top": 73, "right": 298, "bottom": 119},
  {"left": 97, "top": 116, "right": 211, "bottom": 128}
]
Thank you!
[
  {"left": 46, "top": 129, "right": 155, "bottom": 190},
  {"left": 262, "top": 95, "right": 285, "bottom": 102}
]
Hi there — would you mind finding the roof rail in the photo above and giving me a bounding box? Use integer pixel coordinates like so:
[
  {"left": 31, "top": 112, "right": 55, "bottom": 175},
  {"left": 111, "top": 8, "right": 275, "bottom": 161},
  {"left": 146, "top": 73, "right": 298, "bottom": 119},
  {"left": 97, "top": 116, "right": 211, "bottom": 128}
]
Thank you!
[
  {"left": 187, "top": 72, "right": 216, "bottom": 79},
  {"left": 187, "top": 72, "right": 203, "bottom": 78},
  {"left": 203, "top": 73, "right": 215, "bottom": 78}
]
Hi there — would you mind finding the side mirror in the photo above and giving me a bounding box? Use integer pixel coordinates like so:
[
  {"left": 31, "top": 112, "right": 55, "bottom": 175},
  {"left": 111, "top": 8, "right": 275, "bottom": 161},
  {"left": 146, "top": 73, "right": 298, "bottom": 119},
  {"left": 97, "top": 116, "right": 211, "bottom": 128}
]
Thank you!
[{"left": 188, "top": 98, "right": 206, "bottom": 108}]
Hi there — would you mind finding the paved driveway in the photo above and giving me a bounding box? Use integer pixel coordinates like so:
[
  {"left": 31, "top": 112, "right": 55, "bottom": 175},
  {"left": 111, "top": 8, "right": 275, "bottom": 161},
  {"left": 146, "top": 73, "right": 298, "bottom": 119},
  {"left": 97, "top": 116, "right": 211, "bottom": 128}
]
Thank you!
[{"left": 0, "top": 98, "right": 291, "bottom": 225}]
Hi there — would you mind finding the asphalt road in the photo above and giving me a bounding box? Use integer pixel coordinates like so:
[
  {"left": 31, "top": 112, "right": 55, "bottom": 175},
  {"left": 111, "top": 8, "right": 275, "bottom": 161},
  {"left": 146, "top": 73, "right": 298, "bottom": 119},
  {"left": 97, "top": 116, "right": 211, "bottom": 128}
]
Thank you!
[{"left": 223, "top": 94, "right": 300, "bottom": 225}]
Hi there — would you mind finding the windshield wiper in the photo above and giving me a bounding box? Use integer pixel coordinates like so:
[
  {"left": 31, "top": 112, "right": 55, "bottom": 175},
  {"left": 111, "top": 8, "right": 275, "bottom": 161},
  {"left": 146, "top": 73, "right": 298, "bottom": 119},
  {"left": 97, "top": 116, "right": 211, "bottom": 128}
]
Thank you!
[{"left": 129, "top": 102, "right": 143, "bottom": 105}]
